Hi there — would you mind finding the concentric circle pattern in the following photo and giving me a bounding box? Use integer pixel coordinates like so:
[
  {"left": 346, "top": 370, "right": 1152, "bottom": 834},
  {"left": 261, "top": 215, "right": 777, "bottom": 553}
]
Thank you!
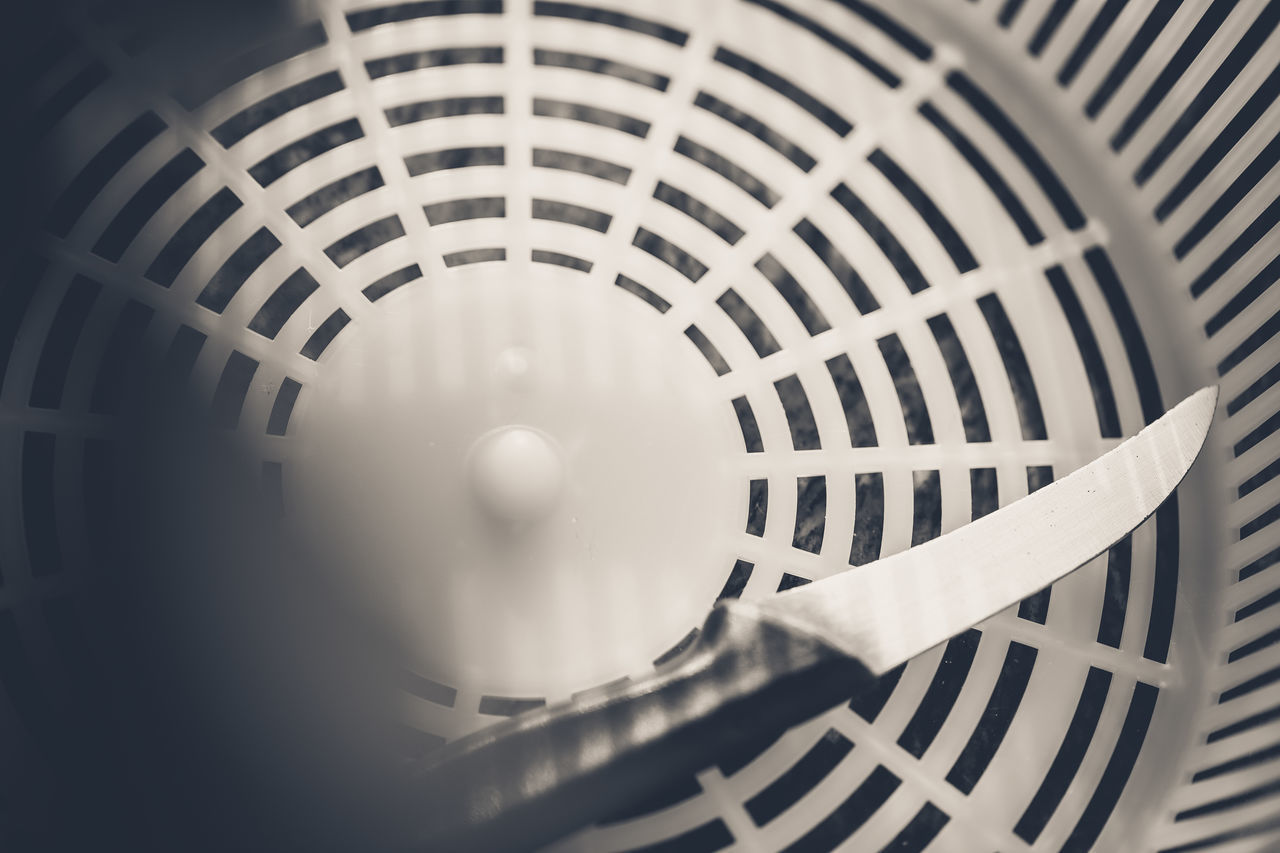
[{"left": 2, "top": 1, "right": 1279, "bottom": 851}]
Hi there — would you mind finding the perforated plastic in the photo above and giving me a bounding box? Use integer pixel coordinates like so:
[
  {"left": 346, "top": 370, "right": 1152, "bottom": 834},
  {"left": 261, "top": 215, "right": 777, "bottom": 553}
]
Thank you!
[{"left": 1, "top": 1, "right": 1278, "bottom": 851}]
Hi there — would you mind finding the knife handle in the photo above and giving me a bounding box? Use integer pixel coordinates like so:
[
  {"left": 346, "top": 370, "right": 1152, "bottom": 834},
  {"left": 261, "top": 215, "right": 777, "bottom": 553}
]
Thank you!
[{"left": 395, "top": 600, "right": 874, "bottom": 852}]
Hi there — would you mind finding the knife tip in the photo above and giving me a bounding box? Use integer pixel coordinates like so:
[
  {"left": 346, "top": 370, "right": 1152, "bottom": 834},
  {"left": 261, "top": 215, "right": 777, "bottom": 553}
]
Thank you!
[
  {"left": 1162, "top": 385, "right": 1218, "bottom": 472},
  {"left": 1185, "top": 385, "right": 1219, "bottom": 433}
]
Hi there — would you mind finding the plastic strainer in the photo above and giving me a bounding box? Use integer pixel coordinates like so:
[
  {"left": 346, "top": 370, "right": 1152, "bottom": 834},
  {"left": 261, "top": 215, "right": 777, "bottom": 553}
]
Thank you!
[{"left": 1, "top": 0, "right": 1278, "bottom": 851}]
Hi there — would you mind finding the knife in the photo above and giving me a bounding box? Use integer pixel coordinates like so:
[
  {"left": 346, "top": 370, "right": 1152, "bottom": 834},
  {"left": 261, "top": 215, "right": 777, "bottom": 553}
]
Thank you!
[{"left": 393, "top": 386, "right": 1217, "bottom": 852}]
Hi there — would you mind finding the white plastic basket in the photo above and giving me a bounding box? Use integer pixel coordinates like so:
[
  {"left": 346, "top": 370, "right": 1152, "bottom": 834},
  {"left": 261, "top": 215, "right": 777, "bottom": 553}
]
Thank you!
[{"left": 1, "top": 1, "right": 1277, "bottom": 850}]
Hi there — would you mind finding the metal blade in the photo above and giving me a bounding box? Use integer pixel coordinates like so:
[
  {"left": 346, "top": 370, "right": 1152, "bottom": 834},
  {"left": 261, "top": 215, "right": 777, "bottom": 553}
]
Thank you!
[{"left": 754, "top": 386, "right": 1218, "bottom": 674}]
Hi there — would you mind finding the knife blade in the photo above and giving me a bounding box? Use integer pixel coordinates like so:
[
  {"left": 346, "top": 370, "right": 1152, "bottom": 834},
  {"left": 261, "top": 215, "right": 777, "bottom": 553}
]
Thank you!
[
  {"left": 393, "top": 386, "right": 1217, "bottom": 852},
  {"left": 762, "top": 384, "right": 1219, "bottom": 673}
]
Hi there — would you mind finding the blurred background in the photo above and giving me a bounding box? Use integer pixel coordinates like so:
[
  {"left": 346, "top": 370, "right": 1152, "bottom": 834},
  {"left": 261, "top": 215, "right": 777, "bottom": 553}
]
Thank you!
[{"left": 0, "top": 0, "right": 1278, "bottom": 850}]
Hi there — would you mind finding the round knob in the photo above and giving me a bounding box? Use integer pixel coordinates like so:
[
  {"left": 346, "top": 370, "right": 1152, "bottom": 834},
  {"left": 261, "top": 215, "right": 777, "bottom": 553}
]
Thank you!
[{"left": 469, "top": 426, "right": 565, "bottom": 524}]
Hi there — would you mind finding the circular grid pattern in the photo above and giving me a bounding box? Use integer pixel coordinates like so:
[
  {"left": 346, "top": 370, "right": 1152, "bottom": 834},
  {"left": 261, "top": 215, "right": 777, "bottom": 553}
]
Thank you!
[{"left": 3, "top": 0, "right": 1273, "bottom": 851}]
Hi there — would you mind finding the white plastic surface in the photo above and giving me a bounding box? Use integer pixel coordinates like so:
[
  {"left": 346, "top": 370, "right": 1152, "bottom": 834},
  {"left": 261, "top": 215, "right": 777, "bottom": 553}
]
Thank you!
[{"left": 294, "top": 266, "right": 743, "bottom": 702}]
